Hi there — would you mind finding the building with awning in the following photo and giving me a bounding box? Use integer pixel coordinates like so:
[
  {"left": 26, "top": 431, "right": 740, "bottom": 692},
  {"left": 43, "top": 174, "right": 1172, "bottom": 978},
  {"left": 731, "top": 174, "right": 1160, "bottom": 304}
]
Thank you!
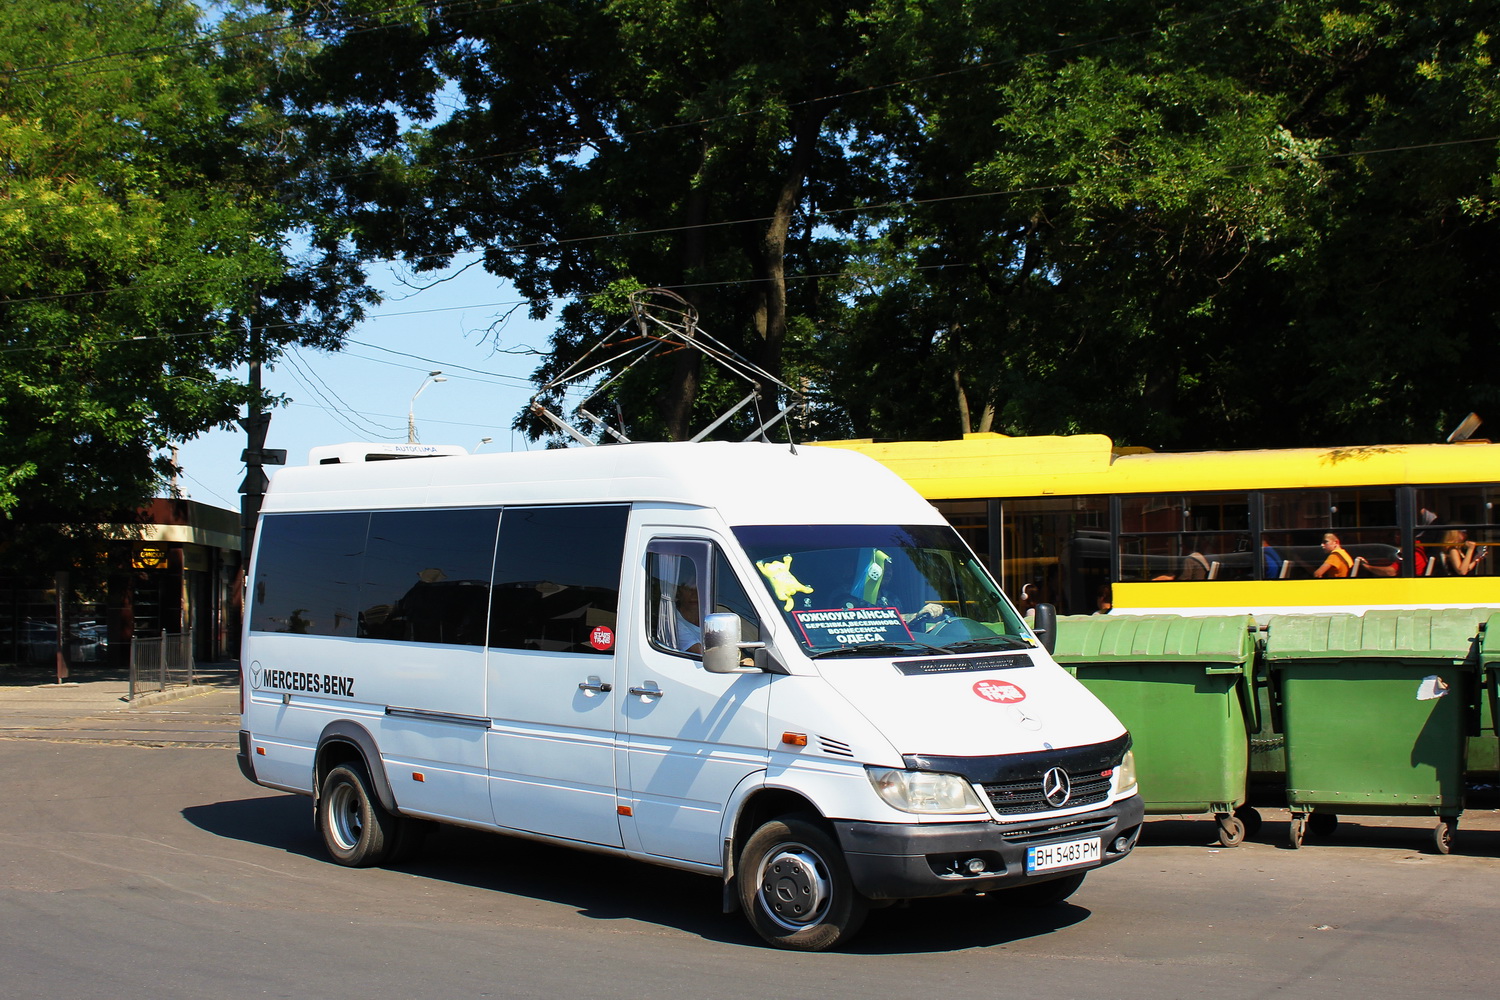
[{"left": 0, "top": 498, "right": 242, "bottom": 671}]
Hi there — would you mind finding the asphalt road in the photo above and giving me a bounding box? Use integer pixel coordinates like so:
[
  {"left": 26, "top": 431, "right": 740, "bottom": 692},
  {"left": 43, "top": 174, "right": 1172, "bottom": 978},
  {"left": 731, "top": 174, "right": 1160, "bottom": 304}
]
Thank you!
[{"left": 2, "top": 685, "right": 1499, "bottom": 1000}]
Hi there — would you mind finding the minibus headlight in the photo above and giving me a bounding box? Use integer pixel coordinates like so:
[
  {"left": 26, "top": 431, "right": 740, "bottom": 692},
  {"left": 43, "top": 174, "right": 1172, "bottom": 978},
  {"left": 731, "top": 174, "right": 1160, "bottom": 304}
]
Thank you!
[
  {"left": 866, "top": 768, "right": 987, "bottom": 814},
  {"left": 1114, "top": 750, "right": 1138, "bottom": 796}
]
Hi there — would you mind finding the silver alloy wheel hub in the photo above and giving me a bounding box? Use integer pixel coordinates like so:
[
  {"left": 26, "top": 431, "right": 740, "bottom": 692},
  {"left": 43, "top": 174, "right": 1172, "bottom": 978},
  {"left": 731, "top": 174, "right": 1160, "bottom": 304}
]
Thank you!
[
  {"left": 758, "top": 845, "right": 829, "bottom": 929},
  {"left": 329, "top": 783, "right": 362, "bottom": 850}
]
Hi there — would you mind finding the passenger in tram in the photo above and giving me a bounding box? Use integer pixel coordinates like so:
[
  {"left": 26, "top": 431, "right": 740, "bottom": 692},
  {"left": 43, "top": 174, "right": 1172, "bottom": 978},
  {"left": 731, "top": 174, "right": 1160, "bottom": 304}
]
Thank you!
[
  {"left": 1313, "top": 532, "right": 1355, "bottom": 578},
  {"left": 1094, "top": 585, "right": 1113, "bottom": 614},
  {"left": 1354, "top": 535, "right": 1428, "bottom": 578},
  {"left": 1154, "top": 550, "right": 1213, "bottom": 581},
  {"left": 1439, "top": 528, "right": 1487, "bottom": 576},
  {"left": 1017, "top": 582, "right": 1042, "bottom": 617},
  {"left": 1261, "top": 538, "right": 1285, "bottom": 579}
]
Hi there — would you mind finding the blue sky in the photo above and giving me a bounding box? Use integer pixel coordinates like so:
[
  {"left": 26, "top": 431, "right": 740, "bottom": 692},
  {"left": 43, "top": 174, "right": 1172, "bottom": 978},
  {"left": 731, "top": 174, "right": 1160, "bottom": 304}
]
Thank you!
[{"left": 169, "top": 260, "right": 555, "bottom": 511}]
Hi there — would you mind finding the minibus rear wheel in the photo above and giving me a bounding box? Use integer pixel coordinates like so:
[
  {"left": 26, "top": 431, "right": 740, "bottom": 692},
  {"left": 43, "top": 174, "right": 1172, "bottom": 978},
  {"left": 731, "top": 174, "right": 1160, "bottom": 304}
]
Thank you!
[
  {"left": 738, "top": 814, "right": 868, "bottom": 951},
  {"left": 318, "top": 761, "right": 399, "bottom": 867}
]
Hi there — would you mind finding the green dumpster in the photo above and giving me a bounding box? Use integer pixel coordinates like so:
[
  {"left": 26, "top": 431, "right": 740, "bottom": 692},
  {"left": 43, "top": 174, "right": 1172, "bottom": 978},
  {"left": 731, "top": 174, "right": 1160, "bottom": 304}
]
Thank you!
[
  {"left": 1263, "top": 610, "right": 1486, "bottom": 854},
  {"left": 1479, "top": 614, "right": 1500, "bottom": 803},
  {"left": 1054, "top": 614, "right": 1260, "bottom": 847}
]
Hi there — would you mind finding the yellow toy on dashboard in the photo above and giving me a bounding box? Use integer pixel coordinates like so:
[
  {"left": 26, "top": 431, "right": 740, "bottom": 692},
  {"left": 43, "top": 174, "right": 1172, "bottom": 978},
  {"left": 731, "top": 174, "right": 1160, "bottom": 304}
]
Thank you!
[{"left": 756, "top": 555, "right": 814, "bottom": 611}]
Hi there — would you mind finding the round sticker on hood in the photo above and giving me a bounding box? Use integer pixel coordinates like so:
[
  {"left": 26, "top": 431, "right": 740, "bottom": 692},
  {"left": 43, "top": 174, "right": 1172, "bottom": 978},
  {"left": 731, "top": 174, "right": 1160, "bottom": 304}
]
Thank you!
[{"left": 973, "top": 679, "right": 1026, "bottom": 704}]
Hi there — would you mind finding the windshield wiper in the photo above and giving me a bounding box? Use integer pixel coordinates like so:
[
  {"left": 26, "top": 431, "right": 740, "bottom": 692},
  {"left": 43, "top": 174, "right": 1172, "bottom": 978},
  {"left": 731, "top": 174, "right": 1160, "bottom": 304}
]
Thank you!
[
  {"left": 809, "top": 640, "right": 944, "bottom": 659},
  {"left": 937, "top": 636, "right": 1035, "bottom": 653}
]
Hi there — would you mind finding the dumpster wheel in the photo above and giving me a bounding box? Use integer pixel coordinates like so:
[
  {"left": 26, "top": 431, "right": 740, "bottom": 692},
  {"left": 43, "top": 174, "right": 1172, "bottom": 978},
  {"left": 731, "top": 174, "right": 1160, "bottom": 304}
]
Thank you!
[
  {"left": 1433, "top": 818, "right": 1456, "bottom": 855},
  {"left": 1215, "top": 813, "right": 1246, "bottom": 848},
  {"left": 1288, "top": 814, "right": 1305, "bottom": 849}
]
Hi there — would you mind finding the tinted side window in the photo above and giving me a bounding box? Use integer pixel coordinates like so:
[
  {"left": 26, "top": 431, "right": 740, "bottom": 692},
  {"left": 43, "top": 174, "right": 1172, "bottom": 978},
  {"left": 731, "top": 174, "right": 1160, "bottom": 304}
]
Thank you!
[
  {"left": 359, "top": 509, "right": 500, "bottom": 645},
  {"left": 251, "top": 512, "right": 368, "bottom": 635},
  {"left": 490, "top": 505, "right": 629, "bottom": 654},
  {"left": 714, "top": 553, "right": 761, "bottom": 643},
  {"left": 645, "top": 540, "right": 763, "bottom": 657}
]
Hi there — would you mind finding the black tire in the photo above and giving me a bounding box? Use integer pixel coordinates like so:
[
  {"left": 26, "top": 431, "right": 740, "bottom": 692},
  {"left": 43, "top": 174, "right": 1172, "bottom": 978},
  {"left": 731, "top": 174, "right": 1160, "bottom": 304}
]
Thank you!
[
  {"left": 996, "top": 871, "right": 1087, "bottom": 907},
  {"left": 1234, "top": 804, "right": 1263, "bottom": 839},
  {"left": 738, "top": 815, "right": 868, "bottom": 951},
  {"left": 1308, "top": 812, "right": 1339, "bottom": 839},
  {"left": 317, "top": 761, "right": 399, "bottom": 867}
]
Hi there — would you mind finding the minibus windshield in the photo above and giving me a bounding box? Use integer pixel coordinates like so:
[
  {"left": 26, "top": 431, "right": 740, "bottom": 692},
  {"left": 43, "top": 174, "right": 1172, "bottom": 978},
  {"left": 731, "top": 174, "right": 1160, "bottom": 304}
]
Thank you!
[{"left": 733, "top": 524, "right": 1033, "bottom": 657}]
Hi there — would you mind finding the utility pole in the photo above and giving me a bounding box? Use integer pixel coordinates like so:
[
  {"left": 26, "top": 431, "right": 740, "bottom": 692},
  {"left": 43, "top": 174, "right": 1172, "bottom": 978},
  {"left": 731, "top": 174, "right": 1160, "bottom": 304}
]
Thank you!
[{"left": 238, "top": 325, "right": 286, "bottom": 572}]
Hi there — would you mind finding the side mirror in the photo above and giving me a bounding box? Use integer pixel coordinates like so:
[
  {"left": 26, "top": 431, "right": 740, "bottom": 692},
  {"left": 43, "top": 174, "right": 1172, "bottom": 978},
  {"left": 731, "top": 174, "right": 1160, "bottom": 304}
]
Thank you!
[
  {"left": 702, "top": 612, "right": 765, "bottom": 674},
  {"left": 1032, "top": 603, "right": 1057, "bottom": 654}
]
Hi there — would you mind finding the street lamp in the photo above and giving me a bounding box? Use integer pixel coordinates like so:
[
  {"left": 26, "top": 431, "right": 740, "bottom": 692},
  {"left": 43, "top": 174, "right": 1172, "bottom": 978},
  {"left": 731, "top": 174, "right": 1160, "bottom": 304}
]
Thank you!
[
  {"left": 407, "top": 371, "right": 447, "bottom": 444},
  {"left": 474, "top": 437, "right": 493, "bottom": 452}
]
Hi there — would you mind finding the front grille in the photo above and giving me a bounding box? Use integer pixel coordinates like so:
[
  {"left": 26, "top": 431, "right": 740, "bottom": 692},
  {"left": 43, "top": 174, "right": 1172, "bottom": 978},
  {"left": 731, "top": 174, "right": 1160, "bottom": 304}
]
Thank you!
[
  {"left": 982, "top": 768, "right": 1113, "bottom": 816},
  {"left": 904, "top": 732, "right": 1131, "bottom": 818},
  {"left": 997, "top": 817, "right": 1115, "bottom": 846}
]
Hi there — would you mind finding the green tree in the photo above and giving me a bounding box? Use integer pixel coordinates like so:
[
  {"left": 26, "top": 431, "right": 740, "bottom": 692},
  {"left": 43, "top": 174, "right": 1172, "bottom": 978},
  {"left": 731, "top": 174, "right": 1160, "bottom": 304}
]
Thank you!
[
  {"left": 269, "top": 0, "right": 1499, "bottom": 450},
  {"left": 0, "top": 0, "right": 373, "bottom": 545},
  {"left": 268, "top": 0, "right": 917, "bottom": 442},
  {"left": 821, "top": 1, "right": 1500, "bottom": 448}
]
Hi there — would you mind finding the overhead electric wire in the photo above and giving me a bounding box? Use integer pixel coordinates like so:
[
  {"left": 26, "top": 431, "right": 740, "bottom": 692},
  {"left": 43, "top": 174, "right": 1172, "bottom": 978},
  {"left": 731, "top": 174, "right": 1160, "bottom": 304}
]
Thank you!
[
  {"left": 279, "top": 348, "right": 405, "bottom": 438},
  {"left": 284, "top": 346, "right": 403, "bottom": 432}
]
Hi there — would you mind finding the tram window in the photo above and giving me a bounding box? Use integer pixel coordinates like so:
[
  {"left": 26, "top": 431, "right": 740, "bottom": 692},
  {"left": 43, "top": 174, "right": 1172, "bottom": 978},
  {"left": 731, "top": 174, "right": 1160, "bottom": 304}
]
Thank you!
[
  {"left": 1263, "top": 489, "right": 1398, "bottom": 579},
  {"left": 1415, "top": 487, "right": 1496, "bottom": 577},
  {"left": 999, "top": 496, "right": 1109, "bottom": 615},
  {"left": 934, "top": 500, "right": 990, "bottom": 569},
  {"left": 1118, "top": 493, "right": 1251, "bottom": 582}
]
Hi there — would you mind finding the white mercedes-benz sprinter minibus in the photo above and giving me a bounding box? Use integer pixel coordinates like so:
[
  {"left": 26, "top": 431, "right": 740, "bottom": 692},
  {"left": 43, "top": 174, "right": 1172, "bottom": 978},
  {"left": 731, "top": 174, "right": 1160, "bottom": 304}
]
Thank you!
[{"left": 237, "top": 441, "right": 1142, "bottom": 950}]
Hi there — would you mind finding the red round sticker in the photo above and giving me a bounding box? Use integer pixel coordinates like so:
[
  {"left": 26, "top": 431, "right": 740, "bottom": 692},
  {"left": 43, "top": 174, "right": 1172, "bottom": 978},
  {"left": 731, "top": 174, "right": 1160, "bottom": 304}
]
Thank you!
[
  {"left": 972, "top": 679, "right": 1026, "bottom": 704},
  {"left": 589, "top": 625, "right": 615, "bottom": 651}
]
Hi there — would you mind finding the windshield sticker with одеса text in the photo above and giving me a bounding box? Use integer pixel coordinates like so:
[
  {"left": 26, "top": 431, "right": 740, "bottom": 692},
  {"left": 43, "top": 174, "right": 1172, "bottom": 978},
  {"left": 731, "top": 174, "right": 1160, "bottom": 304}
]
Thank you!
[{"left": 793, "top": 607, "right": 913, "bottom": 647}]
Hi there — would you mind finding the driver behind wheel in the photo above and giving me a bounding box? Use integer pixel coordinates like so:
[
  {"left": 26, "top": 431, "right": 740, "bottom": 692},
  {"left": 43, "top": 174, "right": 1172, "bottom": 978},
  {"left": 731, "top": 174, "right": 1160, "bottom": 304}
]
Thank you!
[{"left": 902, "top": 602, "right": 950, "bottom": 630}]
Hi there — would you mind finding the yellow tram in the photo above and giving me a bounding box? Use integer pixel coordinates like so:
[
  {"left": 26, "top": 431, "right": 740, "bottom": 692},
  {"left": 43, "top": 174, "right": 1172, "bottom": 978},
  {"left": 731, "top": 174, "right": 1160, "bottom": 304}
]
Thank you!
[{"left": 820, "top": 433, "right": 1500, "bottom": 617}]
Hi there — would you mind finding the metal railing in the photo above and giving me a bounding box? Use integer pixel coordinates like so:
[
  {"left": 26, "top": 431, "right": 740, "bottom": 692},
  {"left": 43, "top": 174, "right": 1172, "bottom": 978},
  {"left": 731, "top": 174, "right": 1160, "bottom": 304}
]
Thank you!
[{"left": 128, "top": 630, "right": 195, "bottom": 700}]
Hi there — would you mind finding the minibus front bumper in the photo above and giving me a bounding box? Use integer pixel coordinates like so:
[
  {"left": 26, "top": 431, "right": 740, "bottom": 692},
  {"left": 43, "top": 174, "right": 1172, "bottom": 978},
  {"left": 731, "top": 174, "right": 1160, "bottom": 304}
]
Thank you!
[{"left": 833, "top": 792, "right": 1144, "bottom": 900}]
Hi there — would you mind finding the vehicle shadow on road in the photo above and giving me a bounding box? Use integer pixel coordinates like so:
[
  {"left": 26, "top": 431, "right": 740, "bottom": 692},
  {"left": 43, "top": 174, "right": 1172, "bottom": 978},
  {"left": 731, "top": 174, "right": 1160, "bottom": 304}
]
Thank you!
[
  {"left": 184, "top": 797, "right": 1096, "bottom": 953},
  {"left": 845, "top": 894, "right": 1092, "bottom": 954},
  {"left": 183, "top": 793, "right": 325, "bottom": 859}
]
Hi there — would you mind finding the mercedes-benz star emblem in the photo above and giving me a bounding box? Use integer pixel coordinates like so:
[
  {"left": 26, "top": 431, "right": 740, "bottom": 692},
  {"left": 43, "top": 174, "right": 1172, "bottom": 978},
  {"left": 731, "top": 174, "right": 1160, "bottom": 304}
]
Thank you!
[{"left": 1042, "top": 766, "right": 1072, "bottom": 808}]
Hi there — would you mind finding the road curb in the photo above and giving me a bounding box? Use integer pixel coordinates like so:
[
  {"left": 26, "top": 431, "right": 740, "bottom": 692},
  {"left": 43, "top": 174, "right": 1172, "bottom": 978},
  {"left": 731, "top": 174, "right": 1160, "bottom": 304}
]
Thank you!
[{"left": 128, "top": 673, "right": 240, "bottom": 710}]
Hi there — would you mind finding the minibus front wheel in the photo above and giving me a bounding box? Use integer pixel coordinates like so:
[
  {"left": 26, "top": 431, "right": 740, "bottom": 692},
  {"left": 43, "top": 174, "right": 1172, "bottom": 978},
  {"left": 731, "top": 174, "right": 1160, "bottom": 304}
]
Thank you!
[{"left": 738, "top": 814, "right": 869, "bottom": 951}]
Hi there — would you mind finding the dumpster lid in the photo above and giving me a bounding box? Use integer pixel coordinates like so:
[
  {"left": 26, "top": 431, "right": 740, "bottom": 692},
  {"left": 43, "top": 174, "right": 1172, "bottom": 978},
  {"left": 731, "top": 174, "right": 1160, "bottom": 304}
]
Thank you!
[
  {"left": 1053, "top": 614, "right": 1257, "bottom": 665},
  {"left": 1263, "top": 610, "right": 1486, "bottom": 660}
]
